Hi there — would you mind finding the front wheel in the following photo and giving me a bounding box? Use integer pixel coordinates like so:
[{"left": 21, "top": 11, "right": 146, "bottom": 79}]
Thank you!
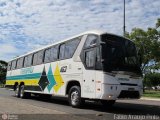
[{"left": 68, "top": 86, "right": 82, "bottom": 108}]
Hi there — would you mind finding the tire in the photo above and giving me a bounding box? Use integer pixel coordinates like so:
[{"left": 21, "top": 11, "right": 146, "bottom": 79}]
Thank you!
[
  {"left": 68, "top": 86, "right": 82, "bottom": 108},
  {"left": 101, "top": 100, "right": 115, "bottom": 107},
  {"left": 15, "top": 85, "right": 20, "bottom": 98},
  {"left": 19, "top": 85, "right": 31, "bottom": 99}
]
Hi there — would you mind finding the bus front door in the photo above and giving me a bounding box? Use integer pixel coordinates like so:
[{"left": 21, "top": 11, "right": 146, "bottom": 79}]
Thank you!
[{"left": 82, "top": 48, "right": 96, "bottom": 98}]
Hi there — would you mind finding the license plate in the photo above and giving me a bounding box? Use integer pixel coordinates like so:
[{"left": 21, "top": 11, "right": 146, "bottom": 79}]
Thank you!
[{"left": 128, "top": 88, "right": 135, "bottom": 91}]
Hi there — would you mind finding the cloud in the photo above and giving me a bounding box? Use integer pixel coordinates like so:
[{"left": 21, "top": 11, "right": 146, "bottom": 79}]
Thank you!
[
  {"left": 0, "top": 44, "right": 18, "bottom": 61},
  {"left": 0, "top": 0, "right": 160, "bottom": 61}
]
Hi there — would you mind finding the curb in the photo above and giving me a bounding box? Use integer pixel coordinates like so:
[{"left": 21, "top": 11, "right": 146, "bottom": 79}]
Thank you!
[{"left": 140, "top": 97, "right": 160, "bottom": 101}]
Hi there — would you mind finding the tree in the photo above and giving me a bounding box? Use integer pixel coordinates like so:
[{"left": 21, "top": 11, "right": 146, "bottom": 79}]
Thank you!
[
  {"left": 127, "top": 19, "right": 160, "bottom": 74},
  {"left": 0, "top": 60, "right": 8, "bottom": 84},
  {"left": 156, "top": 18, "right": 160, "bottom": 28},
  {"left": 144, "top": 73, "right": 160, "bottom": 87}
]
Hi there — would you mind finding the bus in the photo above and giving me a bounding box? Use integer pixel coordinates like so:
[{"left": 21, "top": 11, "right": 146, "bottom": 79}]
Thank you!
[{"left": 5, "top": 30, "right": 143, "bottom": 107}]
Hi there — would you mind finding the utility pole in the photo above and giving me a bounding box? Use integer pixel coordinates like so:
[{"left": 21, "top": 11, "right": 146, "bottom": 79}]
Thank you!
[{"left": 123, "top": 0, "right": 126, "bottom": 37}]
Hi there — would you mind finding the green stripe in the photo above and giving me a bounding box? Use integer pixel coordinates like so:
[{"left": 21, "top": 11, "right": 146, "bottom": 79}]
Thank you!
[{"left": 6, "top": 73, "right": 41, "bottom": 80}]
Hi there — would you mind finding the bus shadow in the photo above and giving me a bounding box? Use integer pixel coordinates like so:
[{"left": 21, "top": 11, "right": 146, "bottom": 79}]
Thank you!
[
  {"left": 29, "top": 95, "right": 70, "bottom": 106},
  {"left": 26, "top": 95, "right": 160, "bottom": 115},
  {"left": 81, "top": 101, "right": 160, "bottom": 115}
]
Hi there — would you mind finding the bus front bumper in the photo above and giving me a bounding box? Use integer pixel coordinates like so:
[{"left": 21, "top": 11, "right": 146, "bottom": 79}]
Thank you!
[{"left": 99, "top": 84, "right": 143, "bottom": 100}]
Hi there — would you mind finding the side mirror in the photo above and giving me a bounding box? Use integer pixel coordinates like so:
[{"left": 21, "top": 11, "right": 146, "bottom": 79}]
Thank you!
[{"left": 100, "top": 42, "right": 106, "bottom": 45}]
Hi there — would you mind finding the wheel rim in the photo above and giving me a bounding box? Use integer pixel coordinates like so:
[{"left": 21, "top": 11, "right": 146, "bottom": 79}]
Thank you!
[
  {"left": 15, "top": 87, "right": 19, "bottom": 97},
  {"left": 71, "top": 90, "right": 79, "bottom": 105},
  {"left": 20, "top": 86, "right": 24, "bottom": 98}
]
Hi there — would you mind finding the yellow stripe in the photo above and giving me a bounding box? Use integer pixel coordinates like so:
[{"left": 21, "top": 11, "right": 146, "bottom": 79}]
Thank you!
[
  {"left": 53, "top": 64, "right": 64, "bottom": 92},
  {"left": 6, "top": 79, "right": 39, "bottom": 86}
]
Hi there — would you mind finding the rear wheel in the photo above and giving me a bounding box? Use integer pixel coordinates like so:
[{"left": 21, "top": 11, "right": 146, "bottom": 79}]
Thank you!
[
  {"left": 15, "top": 85, "right": 20, "bottom": 98},
  {"left": 68, "top": 86, "right": 82, "bottom": 108},
  {"left": 101, "top": 100, "right": 115, "bottom": 107},
  {"left": 19, "top": 85, "right": 31, "bottom": 99}
]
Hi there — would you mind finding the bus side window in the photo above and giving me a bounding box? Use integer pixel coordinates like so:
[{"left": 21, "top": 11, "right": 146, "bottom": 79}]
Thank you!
[
  {"left": 17, "top": 57, "right": 24, "bottom": 69},
  {"left": 24, "top": 56, "right": 27, "bottom": 68},
  {"left": 50, "top": 45, "right": 58, "bottom": 61},
  {"left": 24, "top": 54, "right": 32, "bottom": 67},
  {"left": 33, "top": 53, "right": 38, "bottom": 66},
  {"left": 27, "top": 54, "right": 33, "bottom": 67},
  {"left": 7, "top": 62, "right": 11, "bottom": 71},
  {"left": 65, "top": 39, "right": 80, "bottom": 59},
  {"left": 37, "top": 51, "right": 44, "bottom": 64},
  {"left": 44, "top": 48, "right": 51, "bottom": 63},
  {"left": 85, "top": 50, "right": 95, "bottom": 68},
  {"left": 11, "top": 60, "right": 17, "bottom": 70},
  {"left": 59, "top": 44, "right": 65, "bottom": 60},
  {"left": 33, "top": 51, "right": 43, "bottom": 65}
]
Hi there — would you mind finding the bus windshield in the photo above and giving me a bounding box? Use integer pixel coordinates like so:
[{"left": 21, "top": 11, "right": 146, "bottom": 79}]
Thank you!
[{"left": 101, "top": 34, "right": 141, "bottom": 74}]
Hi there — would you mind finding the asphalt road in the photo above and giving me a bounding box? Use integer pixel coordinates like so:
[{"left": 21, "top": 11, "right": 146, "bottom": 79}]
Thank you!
[{"left": 0, "top": 88, "right": 160, "bottom": 120}]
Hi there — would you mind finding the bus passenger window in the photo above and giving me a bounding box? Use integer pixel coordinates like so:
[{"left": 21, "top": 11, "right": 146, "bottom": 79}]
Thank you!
[
  {"left": 50, "top": 46, "right": 58, "bottom": 61},
  {"left": 33, "top": 51, "right": 44, "bottom": 65},
  {"left": 44, "top": 48, "right": 51, "bottom": 63},
  {"left": 24, "top": 55, "right": 32, "bottom": 67},
  {"left": 37, "top": 51, "right": 44, "bottom": 65},
  {"left": 59, "top": 44, "right": 65, "bottom": 60},
  {"left": 33, "top": 53, "right": 38, "bottom": 65},
  {"left": 11, "top": 60, "right": 17, "bottom": 70},
  {"left": 85, "top": 50, "right": 95, "bottom": 68},
  {"left": 27, "top": 55, "right": 33, "bottom": 66},
  {"left": 65, "top": 39, "right": 80, "bottom": 59},
  {"left": 17, "top": 57, "right": 24, "bottom": 69},
  {"left": 7, "top": 62, "right": 11, "bottom": 71}
]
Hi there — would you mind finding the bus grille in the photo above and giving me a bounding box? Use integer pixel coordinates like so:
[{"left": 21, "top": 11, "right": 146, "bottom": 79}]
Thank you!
[
  {"left": 120, "top": 83, "right": 137, "bottom": 86},
  {"left": 118, "top": 90, "right": 140, "bottom": 98}
]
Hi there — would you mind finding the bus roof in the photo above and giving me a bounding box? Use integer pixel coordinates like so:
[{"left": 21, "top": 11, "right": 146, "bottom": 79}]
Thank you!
[
  {"left": 11, "top": 29, "right": 134, "bottom": 62},
  {"left": 9, "top": 30, "right": 106, "bottom": 62}
]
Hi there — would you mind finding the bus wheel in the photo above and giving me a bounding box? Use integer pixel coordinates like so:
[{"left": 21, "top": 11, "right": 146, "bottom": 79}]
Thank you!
[
  {"left": 101, "top": 100, "right": 115, "bottom": 107},
  {"left": 20, "top": 85, "right": 31, "bottom": 99},
  {"left": 68, "top": 86, "right": 82, "bottom": 108},
  {"left": 15, "top": 85, "right": 20, "bottom": 98}
]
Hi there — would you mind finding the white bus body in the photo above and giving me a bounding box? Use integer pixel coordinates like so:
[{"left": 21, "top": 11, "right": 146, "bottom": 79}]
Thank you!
[{"left": 6, "top": 30, "right": 143, "bottom": 107}]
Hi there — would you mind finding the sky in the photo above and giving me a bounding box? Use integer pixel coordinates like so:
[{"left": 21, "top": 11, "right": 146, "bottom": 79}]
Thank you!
[{"left": 0, "top": 0, "right": 160, "bottom": 61}]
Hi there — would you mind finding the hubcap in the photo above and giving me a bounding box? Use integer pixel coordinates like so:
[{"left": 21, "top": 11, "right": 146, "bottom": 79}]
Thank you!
[
  {"left": 15, "top": 87, "right": 19, "bottom": 96},
  {"left": 71, "top": 91, "right": 79, "bottom": 105},
  {"left": 20, "top": 86, "right": 24, "bottom": 98}
]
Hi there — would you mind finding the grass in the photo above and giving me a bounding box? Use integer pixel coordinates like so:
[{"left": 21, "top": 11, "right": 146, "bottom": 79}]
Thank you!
[{"left": 143, "top": 90, "right": 160, "bottom": 98}]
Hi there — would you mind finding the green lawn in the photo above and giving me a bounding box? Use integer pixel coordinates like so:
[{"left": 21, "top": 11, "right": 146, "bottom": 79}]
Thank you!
[{"left": 143, "top": 90, "right": 160, "bottom": 98}]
